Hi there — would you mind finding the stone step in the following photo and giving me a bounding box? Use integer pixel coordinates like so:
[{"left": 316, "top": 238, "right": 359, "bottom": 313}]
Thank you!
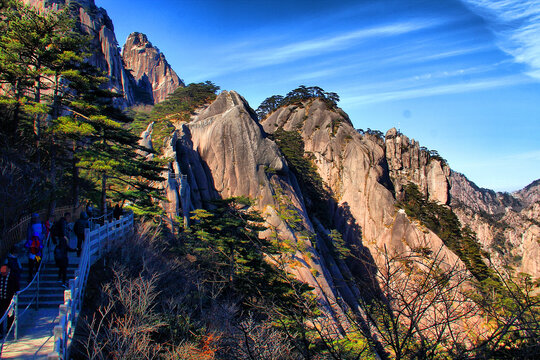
[
  {"left": 18, "top": 292, "right": 65, "bottom": 304},
  {"left": 18, "top": 284, "right": 68, "bottom": 294},
  {"left": 22, "top": 262, "right": 80, "bottom": 269},
  {"left": 21, "top": 272, "right": 76, "bottom": 283},
  {"left": 17, "top": 299, "right": 64, "bottom": 309}
]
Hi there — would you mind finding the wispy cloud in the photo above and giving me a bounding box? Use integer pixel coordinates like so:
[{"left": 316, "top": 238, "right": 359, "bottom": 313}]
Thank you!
[
  {"left": 192, "top": 20, "right": 443, "bottom": 79},
  {"left": 461, "top": 0, "right": 540, "bottom": 80},
  {"left": 341, "top": 75, "right": 532, "bottom": 105},
  {"left": 243, "top": 22, "right": 433, "bottom": 65},
  {"left": 502, "top": 149, "right": 540, "bottom": 161}
]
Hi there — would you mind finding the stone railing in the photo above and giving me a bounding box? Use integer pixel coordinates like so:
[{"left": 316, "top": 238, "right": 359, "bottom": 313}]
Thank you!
[{"left": 47, "top": 212, "right": 134, "bottom": 360}]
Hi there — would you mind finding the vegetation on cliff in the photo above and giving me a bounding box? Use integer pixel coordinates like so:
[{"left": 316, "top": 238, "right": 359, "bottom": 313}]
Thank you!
[
  {"left": 270, "top": 128, "right": 332, "bottom": 225},
  {"left": 128, "top": 81, "right": 220, "bottom": 152},
  {"left": 256, "top": 85, "right": 340, "bottom": 119},
  {"left": 74, "top": 199, "right": 377, "bottom": 360},
  {"left": 0, "top": 1, "right": 163, "bottom": 227},
  {"left": 397, "top": 183, "right": 493, "bottom": 282}
]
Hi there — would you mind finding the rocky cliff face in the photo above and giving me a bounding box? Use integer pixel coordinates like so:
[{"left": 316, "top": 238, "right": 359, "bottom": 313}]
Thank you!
[
  {"left": 22, "top": 0, "right": 182, "bottom": 108},
  {"left": 449, "top": 171, "right": 522, "bottom": 214},
  {"left": 383, "top": 126, "right": 540, "bottom": 278},
  {"left": 450, "top": 175, "right": 540, "bottom": 278},
  {"left": 22, "top": 0, "right": 135, "bottom": 107},
  {"left": 384, "top": 128, "right": 450, "bottom": 204},
  {"left": 159, "top": 92, "right": 367, "bottom": 325},
  {"left": 514, "top": 179, "right": 540, "bottom": 207},
  {"left": 261, "top": 99, "right": 464, "bottom": 271},
  {"left": 122, "top": 33, "right": 184, "bottom": 104}
]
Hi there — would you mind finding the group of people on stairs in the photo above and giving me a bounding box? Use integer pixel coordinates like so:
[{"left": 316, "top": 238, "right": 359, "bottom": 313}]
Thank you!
[
  {"left": 0, "top": 210, "right": 90, "bottom": 336},
  {"left": 0, "top": 203, "right": 124, "bottom": 336}
]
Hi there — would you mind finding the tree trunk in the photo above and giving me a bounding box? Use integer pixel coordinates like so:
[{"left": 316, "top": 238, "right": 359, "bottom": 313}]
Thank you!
[
  {"left": 72, "top": 142, "right": 79, "bottom": 208},
  {"left": 48, "top": 74, "right": 62, "bottom": 218},
  {"left": 101, "top": 173, "right": 107, "bottom": 217},
  {"left": 48, "top": 143, "right": 57, "bottom": 218},
  {"left": 34, "top": 70, "right": 41, "bottom": 167}
]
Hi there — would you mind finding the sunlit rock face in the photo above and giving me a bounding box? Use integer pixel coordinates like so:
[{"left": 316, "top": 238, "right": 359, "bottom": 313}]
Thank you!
[
  {"left": 158, "top": 91, "right": 361, "bottom": 325},
  {"left": 451, "top": 174, "right": 540, "bottom": 278},
  {"left": 122, "top": 32, "right": 184, "bottom": 105},
  {"left": 384, "top": 127, "right": 450, "bottom": 204},
  {"left": 22, "top": 0, "right": 135, "bottom": 108},
  {"left": 261, "top": 99, "right": 464, "bottom": 270}
]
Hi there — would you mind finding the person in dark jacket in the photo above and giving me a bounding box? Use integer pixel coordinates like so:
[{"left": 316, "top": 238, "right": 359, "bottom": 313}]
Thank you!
[
  {"left": 25, "top": 213, "right": 44, "bottom": 281},
  {"left": 4, "top": 247, "right": 21, "bottom": 286},
  {"left": 74, "top": 212, "right": 90, "bottom": 257},
  {"left": 54, "top": 234, "right": 73, "bottom": 288},
  {"left": 113, "top": 204, "right": 122, "bottom": 221},
  {"left": 0, "top": 264, "right": 19, "bottom": 333},
  {"left": 52, "top": 212, "right": 71, "bottom": 245}
]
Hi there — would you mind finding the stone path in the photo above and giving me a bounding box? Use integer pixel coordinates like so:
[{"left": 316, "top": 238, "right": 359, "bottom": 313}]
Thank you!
[{"left": 1, "top": 236, "right": 79, "bottom": 359}]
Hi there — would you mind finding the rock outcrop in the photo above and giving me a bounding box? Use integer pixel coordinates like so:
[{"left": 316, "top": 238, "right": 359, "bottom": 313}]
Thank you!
[
  {"left": 449, "top": 171, "right": 522, "bottom": 214},
  {"left": 514, "top": 179, "right": 540, "bottom": 207},
  {"left": 261, "top": 99, "right": 465, "bottom": 270},
  {"left": 22, "top": 0, "right": 135, "bottom": 107},
  {"left": 160, "top": 92, "right": 363, "bottom": 326},
  {"left": 384, "top": 128, "right": 450, "bottom": 204},
  {"left": 448, "top": 172, "right": 540, "bottom": 278},
  {"left": 22, "top": 0, "right": 183, "bottom": 108},
  {"left": 122, "top": 32, "right": 184, "bottom": 104}
]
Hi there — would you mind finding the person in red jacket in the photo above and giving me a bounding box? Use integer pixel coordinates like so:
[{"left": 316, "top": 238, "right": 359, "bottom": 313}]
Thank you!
[
  {"left": 25, "top": 213, "right": 44, "bottom": 281},
  {"left": 0, "top": 264, "right": 19, "bottom": 334}
]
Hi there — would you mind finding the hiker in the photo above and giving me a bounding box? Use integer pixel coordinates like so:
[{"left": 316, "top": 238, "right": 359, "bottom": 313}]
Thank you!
[
  {"left": 86, "top": 204, "right": 94, "bottom": 219},
  {"left": 74, "top": 212, "right": 90, "bottom": 257},
  {"left": 113, "top": 204, "right": 122, "bottom": 221},
  {"left": 4, "top": 247, "right": 21, "bottom": 286},
  {"left": 45, "top": 215, "right": 54, "bottom": 239},
  {"left": 0, "top": 264, "right": 19, "bottom": 333},
  {"left": 54, "top": 231, "right": 73, "bottom": 288},
  {"left": 25, "top": 213, "right": 44, "bottom": 281},
  {"left": 52, "top": 212, "right": 71, "bottom": 245}
]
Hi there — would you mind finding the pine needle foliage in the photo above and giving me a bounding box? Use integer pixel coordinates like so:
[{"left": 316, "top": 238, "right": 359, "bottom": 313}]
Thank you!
[{"left": 397, "top": 183, "right": 495, "bottom": 283}]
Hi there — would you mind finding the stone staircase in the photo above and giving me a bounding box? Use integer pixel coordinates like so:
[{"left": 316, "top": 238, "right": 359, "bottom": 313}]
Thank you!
[{"left": 18, "top": 254, "right": 80, "bottom": 309}]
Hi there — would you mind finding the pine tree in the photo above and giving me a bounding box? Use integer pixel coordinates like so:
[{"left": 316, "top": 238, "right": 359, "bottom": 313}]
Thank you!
[{"left": 0, "top": 1, "right": 164, "bottom": 222}]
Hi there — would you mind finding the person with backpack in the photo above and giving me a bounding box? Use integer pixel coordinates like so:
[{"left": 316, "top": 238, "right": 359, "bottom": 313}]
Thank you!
[
  {"left": 74, "top": 212, "right": 90, "bottom": 257},
  {"left": 24, "top": 213, "right": 44, "bottom": 281},
  {"left": 4, "top": 247, "right": 21, "bottom": 286},
  {"left": 52, "top": 212, "right": 71, "bottom": 246},
  {"left": 54, "top": 232, "right": 73, "bottom": 288},
  {"left": 0, "top": 264, "right": 19, "bottom": 335}
]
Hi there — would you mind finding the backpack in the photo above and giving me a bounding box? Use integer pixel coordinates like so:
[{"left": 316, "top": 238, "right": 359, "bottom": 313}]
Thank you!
[
  {"left": 30, "top": 236, "right": 41, "bottom": 255},
  {"left": 74, "top": 220, "right": 85, "bottom": 237},
  {"left": 51, "top": 221, "right": 61, "bottom": 238},
  {"left": 54, "top": 245, "right": 66, "bottom": 262}
]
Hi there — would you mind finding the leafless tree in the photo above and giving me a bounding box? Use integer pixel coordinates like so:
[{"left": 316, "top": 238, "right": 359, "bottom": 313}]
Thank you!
[{"left": 81, "top": 269, "right": 165, "bottom": 360}]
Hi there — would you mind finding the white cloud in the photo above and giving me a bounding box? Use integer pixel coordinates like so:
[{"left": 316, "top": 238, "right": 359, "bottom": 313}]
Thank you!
[
  {"left": 461, "top": 0, "right": 540, "bottom": 80},
  {"left": 341, "top": 75, "right": 532, "bottom": 105},
  {"left": 243, "top": 22, "right": 431, "bottom": 65},
  {"left": 192, "top": 20, "right": 442, "bottom": 79},
  {"left": 502, "top": 149, "right": 540, "bottom": 161}
]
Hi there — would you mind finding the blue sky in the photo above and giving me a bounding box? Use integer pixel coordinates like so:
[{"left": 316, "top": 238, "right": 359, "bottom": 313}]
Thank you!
[{"left": 96, "top": 0, "right": 540, "bottom": 192}]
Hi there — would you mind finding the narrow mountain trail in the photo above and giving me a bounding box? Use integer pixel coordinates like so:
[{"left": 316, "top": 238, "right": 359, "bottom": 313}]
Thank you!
[{"left": 1, "top": 238, "right": 79, "bottom": 359}]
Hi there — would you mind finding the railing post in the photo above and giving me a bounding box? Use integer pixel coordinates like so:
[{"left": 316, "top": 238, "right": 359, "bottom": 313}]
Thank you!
[
  {"left": 14, "top": 294, "right": 18, "bottom": 340},
  {"left": 36, "top": 269, "right": 40, "bottom": 310}
]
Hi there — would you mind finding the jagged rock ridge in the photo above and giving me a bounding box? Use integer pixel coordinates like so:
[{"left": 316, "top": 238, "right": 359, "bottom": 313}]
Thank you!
[
  {"left": 21, "top": 0, "right": 182, "bottom": 107},
  {"left": 122, "top": 32, "right": 184, "bottom": 104},
  {"left": 159, "top": 91, "right": 368, "bottom": 327},
  {"left": 260, "top": 99, "right": 464, "bottom": 271},
  {"left": 384, "top": 127, "right": 450, "bottom": 204}
]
